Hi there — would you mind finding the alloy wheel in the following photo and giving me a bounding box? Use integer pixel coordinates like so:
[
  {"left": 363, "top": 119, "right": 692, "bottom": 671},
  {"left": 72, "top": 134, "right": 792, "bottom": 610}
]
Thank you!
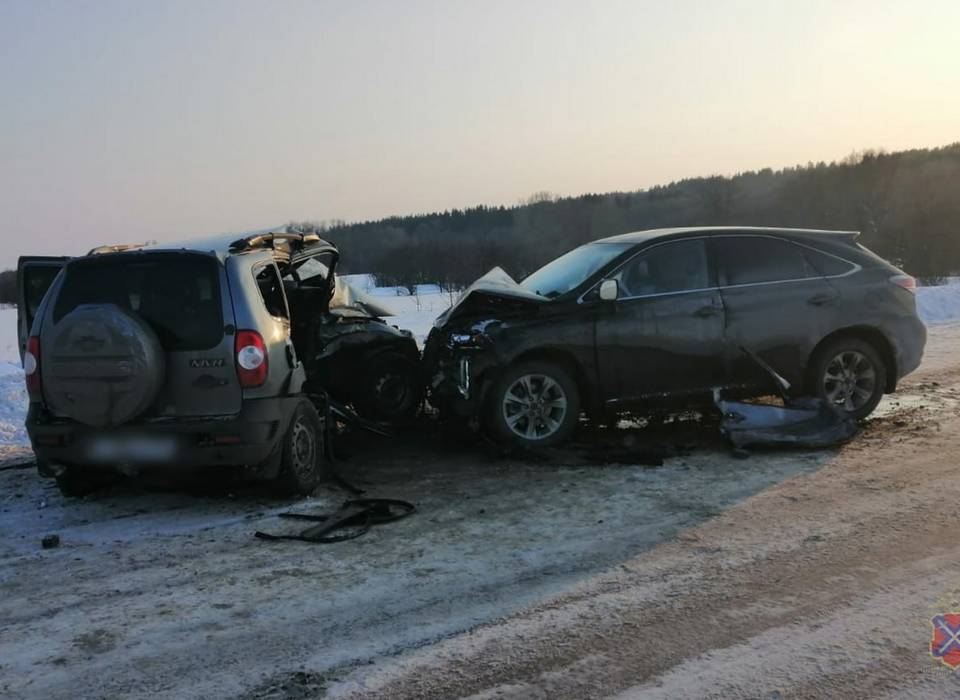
[
  {"left": 822, "top": 350, "right": 877, "bottom": 412},
  {"left": 501, "top": 373, "right": 568, "bottom": 440}
]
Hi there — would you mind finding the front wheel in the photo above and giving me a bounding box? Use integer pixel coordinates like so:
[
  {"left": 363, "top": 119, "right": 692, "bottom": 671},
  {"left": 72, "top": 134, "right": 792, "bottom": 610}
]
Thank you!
[
  {"left": 276, "top": 400, "right": 326, "bottom": 495},
  {"left": 484, "top": 361, "right": 580, "bottom": 448},
  {"left": 809, "top": 338, "right": 887, "bottom": 420}
]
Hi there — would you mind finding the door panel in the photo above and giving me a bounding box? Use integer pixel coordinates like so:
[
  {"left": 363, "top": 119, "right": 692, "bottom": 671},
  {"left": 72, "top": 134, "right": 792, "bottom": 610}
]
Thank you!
[
  {"left": 593, "top": 238, "right": 726, "bottom": 405},
  {"left": 714, "top": 235, "right": 839, "bottom": 391},
  {"left": 595, "top": 290, "right": 727, "bottom": 404},
  {"left": 16, "top": 256, "right": 68, "bottom": 362}
]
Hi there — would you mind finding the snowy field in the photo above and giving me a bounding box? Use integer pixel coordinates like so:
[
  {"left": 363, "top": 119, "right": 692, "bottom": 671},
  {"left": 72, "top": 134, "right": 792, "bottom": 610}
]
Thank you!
[{"left": 1, "top": 278, "right": 959, "bottom": 448}]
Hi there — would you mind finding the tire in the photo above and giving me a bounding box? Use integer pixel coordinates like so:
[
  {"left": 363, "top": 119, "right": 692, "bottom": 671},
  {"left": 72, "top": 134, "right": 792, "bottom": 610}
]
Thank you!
[
  {"left": 45, "top": 304, "right": 165, "bottom": 427},
  {"left": 484, "top": 360, "right": 580, "bottom": 448},
  {"left": 808, "top": 337, "right": 887, "bottom": 420},
  {"left": 276, "top": 400, "right": 326, "bottom": 495},
  {"left": 353, "top": 350, "right": 423, "bottom": 424}
]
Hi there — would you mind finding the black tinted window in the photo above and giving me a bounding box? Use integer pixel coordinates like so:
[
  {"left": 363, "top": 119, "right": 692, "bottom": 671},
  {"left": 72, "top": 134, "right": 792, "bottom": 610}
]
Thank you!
[
  {"left": 803, "top": 247, "right": 855, "bottom": 276},
  {"left": 54, "top": 254, "right": 222, "bottom": 351},
  {"left": 614, "top": 239, "right": 710, "bottom": 296},
  {"left": 256, "top": 264, "right": 289, "bottom": 319},
  {"left": 717, "top": 237, "right": 810, "bottom": 285}
]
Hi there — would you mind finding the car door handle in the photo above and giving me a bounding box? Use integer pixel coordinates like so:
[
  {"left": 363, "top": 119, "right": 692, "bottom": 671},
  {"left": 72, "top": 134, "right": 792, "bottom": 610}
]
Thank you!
[
  {"left": 807, "top": 293, "right": 836, "bottom": 306},
  {"left": 693, "top": 304, "right": 720, "bottom": 318}
]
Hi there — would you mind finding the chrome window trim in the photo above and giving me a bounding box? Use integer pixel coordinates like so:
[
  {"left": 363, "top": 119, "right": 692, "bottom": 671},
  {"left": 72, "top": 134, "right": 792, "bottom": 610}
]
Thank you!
[
  {"left": 577, "top": 233, "right": 860, "bottom": 303},
  {"left": 713, "top": 235, "right": 861, "bottom": 289}
]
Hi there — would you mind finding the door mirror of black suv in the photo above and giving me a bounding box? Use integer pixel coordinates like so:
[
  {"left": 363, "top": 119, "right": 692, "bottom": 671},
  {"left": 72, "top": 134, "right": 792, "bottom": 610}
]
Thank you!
[{"left": 598, "top": 279, "right": 619, "bottom": 301}]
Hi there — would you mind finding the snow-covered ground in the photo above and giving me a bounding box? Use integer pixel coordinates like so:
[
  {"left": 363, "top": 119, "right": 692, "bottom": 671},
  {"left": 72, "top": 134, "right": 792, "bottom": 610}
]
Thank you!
[{"left": 1, "top": 278, "right": 959, "bottom": 449}]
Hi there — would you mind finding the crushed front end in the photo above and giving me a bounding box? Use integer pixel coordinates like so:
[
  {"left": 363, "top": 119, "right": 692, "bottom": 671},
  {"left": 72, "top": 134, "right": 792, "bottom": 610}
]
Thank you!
[{"left": 423, "top": 321, "right": 501, "bottom": 419}]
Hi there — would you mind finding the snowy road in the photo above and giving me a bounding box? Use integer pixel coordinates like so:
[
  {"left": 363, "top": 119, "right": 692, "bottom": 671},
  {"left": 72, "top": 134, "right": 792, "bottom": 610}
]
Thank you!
[{"left": 0, "top": 323, "right": 958, "bottom": 698}]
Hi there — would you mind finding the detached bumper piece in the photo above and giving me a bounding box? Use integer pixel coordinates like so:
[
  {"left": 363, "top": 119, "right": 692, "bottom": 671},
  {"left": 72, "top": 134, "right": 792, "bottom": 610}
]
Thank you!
[{"left": 715, "top": 393, "right": 858, "bottom": 449}]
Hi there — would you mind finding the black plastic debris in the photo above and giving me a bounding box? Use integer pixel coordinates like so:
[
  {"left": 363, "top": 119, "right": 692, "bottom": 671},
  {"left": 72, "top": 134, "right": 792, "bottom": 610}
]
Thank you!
[
  {"left": 255, "top": 498, "right": 415, "bottom": 544},
  {"left": 41, "top": 534, "right": 60, "bottom": 549}
]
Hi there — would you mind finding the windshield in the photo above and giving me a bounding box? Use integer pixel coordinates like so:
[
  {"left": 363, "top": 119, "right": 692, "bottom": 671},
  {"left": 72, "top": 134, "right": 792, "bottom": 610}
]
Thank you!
[{"left": 521, "top": 242, "right": 633, "bottom": 298}]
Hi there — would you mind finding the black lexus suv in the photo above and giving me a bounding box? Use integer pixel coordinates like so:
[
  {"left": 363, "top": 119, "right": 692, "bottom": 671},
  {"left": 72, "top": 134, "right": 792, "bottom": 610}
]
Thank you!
[{"left": 424, "top": 227, "right": 926, "bottom": 447}]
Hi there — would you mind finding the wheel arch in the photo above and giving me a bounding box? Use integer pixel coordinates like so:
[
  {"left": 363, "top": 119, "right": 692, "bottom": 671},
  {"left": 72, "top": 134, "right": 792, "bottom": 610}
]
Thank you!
[{"left": 807, "top": 326, "right": 898, "bottom": 393}]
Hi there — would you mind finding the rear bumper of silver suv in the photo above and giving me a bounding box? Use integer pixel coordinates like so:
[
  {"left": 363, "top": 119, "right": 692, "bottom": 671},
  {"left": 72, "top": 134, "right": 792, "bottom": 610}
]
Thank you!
[{"left": 27, "top": 396, "right": 301, "bottom": 474}]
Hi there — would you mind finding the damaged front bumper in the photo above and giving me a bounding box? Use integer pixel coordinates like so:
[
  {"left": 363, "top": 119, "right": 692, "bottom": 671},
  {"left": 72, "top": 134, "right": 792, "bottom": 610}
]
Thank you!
[
  {"left": 429, "top": 353, "right": 486, "bottom": 417},
  {"left": 424, "top": 327, "right": 500, "bottom": 418}
]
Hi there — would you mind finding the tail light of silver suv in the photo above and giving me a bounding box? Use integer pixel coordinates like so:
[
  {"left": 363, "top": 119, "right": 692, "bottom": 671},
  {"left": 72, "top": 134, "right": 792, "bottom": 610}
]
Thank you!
[{"left": 235, "top": 330, "right": 268, "bottom": 388}]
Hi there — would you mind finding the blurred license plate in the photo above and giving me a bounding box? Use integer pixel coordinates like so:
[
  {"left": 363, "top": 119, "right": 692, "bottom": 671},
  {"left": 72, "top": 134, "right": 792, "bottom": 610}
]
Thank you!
[{"left": 87, "top": 435, "right": 178, "bottom": 463}]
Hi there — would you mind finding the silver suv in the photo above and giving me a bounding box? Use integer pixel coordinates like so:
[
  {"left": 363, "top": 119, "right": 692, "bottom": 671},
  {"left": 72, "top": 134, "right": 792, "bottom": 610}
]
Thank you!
[{"left": 18, "top": 230, "right": 420, "bottom": 495}]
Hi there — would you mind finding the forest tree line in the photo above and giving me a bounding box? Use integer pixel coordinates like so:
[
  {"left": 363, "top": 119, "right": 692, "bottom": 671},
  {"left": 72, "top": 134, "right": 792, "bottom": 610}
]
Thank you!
[
  {"left": 304, "top": 142, "right": 960, "bottom": 291},
  {"left": 1, "top": 142, "right": 958, "bottom": 304}
]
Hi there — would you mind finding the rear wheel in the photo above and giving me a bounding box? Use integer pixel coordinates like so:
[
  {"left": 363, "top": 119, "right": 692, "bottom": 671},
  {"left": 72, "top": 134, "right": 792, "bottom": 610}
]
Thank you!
[
  {"left": 485, "top": 360, "right": 580, "bottom": 448},
  {"left": 809, "top": 337, "right": 887, "bottom": 420},
  {"left": 276, "top": 400, "right": 326, "bottom": 495}
]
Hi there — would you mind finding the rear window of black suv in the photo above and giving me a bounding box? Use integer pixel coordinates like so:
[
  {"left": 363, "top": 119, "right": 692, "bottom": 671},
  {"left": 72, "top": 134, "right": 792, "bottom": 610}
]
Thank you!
[{"left": 53, "top": 253, "right": 223, "bottom": 351}]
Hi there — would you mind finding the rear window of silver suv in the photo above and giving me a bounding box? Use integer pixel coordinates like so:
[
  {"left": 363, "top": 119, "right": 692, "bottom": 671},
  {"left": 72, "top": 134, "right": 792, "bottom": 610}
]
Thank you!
[{"left": 53, "top": 253, "right": 223, "bottom": 351}]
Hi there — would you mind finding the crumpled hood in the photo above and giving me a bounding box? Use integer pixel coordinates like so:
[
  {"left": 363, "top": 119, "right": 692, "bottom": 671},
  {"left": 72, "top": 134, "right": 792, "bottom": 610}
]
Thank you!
[
  {"left": 433, "top": 267, "right": 546, "bottom": 328},
  {"left": 328, "top": 277, "right": 397, "bottom": 319}
]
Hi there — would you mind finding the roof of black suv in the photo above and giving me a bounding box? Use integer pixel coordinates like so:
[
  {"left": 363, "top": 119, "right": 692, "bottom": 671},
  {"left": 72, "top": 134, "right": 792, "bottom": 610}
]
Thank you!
[{"left": 597, "top": 226, "right": 859, "bottom": 245}]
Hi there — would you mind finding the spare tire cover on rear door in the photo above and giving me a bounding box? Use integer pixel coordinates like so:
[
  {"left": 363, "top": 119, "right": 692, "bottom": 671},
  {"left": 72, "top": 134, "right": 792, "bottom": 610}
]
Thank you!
[{"left": 44, "top": 303, "right": 166, "bottom": 427}]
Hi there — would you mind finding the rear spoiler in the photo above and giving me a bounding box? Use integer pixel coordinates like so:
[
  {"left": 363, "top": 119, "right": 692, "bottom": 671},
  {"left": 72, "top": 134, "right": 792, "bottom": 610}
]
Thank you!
[
  {"left": 789, "top": 229, "right": 861, "bottom": 246},
  {"left": 834, "top": 230, "right": 860, "bottom": 244}
]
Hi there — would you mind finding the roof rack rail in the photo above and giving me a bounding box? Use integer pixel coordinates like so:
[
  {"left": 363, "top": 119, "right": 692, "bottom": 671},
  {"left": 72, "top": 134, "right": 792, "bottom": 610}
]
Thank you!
[
  {"left": 229, "top": 231, "right": 322, "bottom": 252},
  {"left": 88, "top": 242, "right": 149, "bottom": 255}
]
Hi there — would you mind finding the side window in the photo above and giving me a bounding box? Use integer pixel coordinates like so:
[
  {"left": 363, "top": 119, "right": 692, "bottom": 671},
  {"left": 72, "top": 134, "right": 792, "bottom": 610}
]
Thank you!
[
  {"left": 716, "top": 237, "right": 811, "bottom": 286},
  {"left": 803, "top": 247, "right": 856, "bottom": 277},
  {"left": 613, "top": 239, "right": 710, "bottom": 297},
  {"left": 255, "top": 264, "right": 289, "bottom": 320}
]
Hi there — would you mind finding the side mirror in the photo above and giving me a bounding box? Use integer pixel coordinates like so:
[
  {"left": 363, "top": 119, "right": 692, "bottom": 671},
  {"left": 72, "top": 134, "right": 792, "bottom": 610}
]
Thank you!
[{"left": 598, "top": 279, "right": 619, "bottom": 301}]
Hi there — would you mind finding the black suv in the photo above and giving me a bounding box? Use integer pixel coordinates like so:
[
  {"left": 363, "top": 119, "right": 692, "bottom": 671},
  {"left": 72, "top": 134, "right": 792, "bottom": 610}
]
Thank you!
[
  {"left": 425, "top": 227, "right": 926, "bottom": 447},
  {"left": 18, "top": 231, "right": 420, "bottom": 495}
]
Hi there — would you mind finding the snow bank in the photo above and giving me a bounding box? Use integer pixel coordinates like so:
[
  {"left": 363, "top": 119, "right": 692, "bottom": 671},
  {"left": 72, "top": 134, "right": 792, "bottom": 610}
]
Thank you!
[
  {"left": 0, "top": 361, "right": 28, "bottom": 446},
  {"left": 916, "top": 281, "right": 960, "bottom": 325},
  {"left": 338, "top": 273, "right": 376, "bottom": 292},
  {"left": 0, "top": 308, "right": 27, "bottom": 447}
]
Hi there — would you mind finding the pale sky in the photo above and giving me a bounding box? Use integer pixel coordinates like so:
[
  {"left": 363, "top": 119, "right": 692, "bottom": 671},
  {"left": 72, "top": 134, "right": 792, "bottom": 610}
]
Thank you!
[{"left": 1, "top": 0, "right": 958, "bottom": 269}]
